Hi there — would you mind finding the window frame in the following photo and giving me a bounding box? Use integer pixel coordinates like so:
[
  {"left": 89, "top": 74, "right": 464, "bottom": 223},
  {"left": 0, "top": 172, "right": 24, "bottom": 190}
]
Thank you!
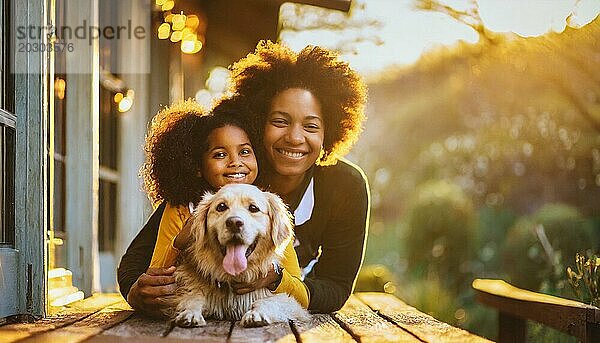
[{"left": 0, "top": 109, "right": 16, "bottom": 248}]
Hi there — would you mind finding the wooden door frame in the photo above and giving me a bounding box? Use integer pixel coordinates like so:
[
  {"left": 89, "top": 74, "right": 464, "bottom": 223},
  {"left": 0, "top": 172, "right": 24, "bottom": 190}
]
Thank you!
[{"left": 11, "top": 0, "right": 50, "bottom": 318}]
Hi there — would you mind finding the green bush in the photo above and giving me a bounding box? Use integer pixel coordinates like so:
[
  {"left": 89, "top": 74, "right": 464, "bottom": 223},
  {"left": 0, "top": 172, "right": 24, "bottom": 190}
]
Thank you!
[
  {"left": 476, "top": 206, "right": 517, "bottom": 276},
  {"left": 405, "top": 180, "right": 476, "bottom": 292},
  {"left": 503, "top": 203, "right": 597, "bottom": 293}
]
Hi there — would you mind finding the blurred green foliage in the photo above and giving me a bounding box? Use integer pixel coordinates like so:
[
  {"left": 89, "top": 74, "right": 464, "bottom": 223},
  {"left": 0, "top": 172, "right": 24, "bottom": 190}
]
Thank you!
[
  {"left": 405, "top": 180, "right": 475, "bottom": 293},
  {"left": 504, "top": 204, "right": 597, "bottom": 293},
  {"left": 353, "top": 15, "right": 600, "bottom": 342}
]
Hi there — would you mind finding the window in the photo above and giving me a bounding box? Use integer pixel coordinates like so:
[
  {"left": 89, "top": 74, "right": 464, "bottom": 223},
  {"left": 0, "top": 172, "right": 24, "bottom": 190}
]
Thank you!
[
  {"left": 0, "top": 0, "right": 15, "bottom": 248},
  {"left": 51, "top": 0, "right": 67, "bottom": 267},
  {"left": 98, "top": 85, "right": 119, "bottom": 253},
  {"left": 0, "top": 115, "right": 15, "bottom": 247}
]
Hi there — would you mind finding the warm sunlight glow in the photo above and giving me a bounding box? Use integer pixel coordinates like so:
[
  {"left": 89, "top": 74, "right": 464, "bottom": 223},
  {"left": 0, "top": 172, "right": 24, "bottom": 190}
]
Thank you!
[
  {"left": 50, "top": 291, "right": 84, "bottom": 307},
  {"left": 170, "top": 30, "right": 182, "bottom": 42},
  {"left": 118, "top": 97, "right": 133, "bottom": 113},
  {"left": 186, "top": 15, "right": 200, "bottom": 30},
  {"left": 172, "top": 13, "right": 186, "bottom": 31},
  {"left": 161, "top": 1, "right": 174, "bottom": 12},
  {"left": 195, "top": 89, "right": 212, "bottom": 108},
  {"left": 113, "top": 92, "right": 123, "bottom": 103},
  {"left": 191, "top": 40, "right": 203, "bottom": 54},
  {"left": 279, "top": 0, "right": 600, "bottom": 78},
  {"left": 279, "top": 0, "right": 478, "bottom": 77},
  {"left": 54, "top": 78, "right": 65, "bottom": 100},
  {"left": 155, "top": 0, "right": 167, "bottom": 6},
  {"left": 158, "top": 23, "right": 170, "bottom": 39},
  {"left": 569, "top": 0, "right": 600, "bottom": 27},
  {"left": 205, "top": 67, "right": 230, "bottom": 93},
  {"left": 181, "top": 39, "right": 195, "bottom": 53},
  {"left": 479, "top": 0, "right": 576, "bottom": 37}
]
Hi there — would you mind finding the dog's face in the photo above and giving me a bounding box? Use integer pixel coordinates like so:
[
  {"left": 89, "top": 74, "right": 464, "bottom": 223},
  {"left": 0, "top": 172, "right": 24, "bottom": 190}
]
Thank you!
[{"left": 189, "top": 183, "right": 293, "bottom": 277}]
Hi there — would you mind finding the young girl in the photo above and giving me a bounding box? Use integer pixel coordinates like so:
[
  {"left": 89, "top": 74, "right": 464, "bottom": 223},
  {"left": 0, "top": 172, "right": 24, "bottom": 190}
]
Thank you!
[{"left": 140, "top": 98, "right": 309, "bottom": 308}]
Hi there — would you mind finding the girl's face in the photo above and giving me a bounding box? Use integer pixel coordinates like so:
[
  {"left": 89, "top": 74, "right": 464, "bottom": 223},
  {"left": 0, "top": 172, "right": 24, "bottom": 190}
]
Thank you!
[
  {"left": 201, "top": 125, "right": 258, "bottom": 188},
  {"left": 263, "top": 88, "right": 325, "bottom": 177}
]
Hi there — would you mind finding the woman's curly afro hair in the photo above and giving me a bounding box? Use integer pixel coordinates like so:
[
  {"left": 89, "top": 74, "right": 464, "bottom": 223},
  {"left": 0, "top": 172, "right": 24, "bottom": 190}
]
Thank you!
[{"left": 229, "top": 40, "right": 367, "bottom": 166}]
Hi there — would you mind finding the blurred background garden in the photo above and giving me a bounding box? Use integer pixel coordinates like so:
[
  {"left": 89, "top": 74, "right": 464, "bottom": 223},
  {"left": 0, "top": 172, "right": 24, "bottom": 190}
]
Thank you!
[{"left": 279, "top": 0, "right": 600, "bottom": 341}]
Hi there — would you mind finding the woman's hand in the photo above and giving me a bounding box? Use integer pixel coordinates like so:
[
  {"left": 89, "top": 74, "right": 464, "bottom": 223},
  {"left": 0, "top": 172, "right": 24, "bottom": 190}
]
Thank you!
[
  {"left": 127, "top": 266, "right": 177, "bottom": 318},
  {"left": 230, "top": 265, "right": 281, "bottom": 294}
]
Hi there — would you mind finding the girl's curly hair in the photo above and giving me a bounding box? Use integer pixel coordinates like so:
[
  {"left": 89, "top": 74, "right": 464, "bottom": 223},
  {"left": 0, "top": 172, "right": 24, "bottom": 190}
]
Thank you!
[
  {"left": 140, "top": 98, "right": 259, "bottom": 207},
  {"left": 229, "top": 40, "right": 367, "bottom": 166},
  {"left": 140, "top": 100, "right": 209, "bottom": 207}
]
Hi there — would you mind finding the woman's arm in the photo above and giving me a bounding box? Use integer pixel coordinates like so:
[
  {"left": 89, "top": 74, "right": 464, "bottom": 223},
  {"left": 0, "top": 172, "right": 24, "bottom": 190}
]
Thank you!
[
  {"left": 304, "top": 165, "right": 370, "bottom": 312},
  {"left": 118, "top": 202, "right": 179, "bottom": 318},
  {"left": 117, "top": 202, "right": 166, "bottom": 299}
]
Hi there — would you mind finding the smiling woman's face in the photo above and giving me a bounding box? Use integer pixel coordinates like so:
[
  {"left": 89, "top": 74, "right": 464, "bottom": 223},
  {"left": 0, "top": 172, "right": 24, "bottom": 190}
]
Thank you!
[{"left": 263, "top": 88, "right": 325, "bottom": 178}]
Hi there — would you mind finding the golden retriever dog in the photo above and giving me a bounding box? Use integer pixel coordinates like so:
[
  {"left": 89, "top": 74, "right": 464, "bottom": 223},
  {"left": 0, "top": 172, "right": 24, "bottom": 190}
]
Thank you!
[{"left": 167, "top": 184, "right": 309, "bottom": 327}]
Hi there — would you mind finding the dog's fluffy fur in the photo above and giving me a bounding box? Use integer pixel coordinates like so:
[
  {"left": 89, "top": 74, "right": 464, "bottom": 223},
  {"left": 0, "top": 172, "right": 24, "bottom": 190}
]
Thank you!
[{"left": 166, "top": 184, "right": 309, "bottom": 327}]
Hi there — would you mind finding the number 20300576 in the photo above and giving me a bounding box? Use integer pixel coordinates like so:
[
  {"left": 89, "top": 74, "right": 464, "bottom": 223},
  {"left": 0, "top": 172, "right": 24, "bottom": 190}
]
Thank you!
[{"left": 18, "top": 42, "right": 74, "bottom": 53}]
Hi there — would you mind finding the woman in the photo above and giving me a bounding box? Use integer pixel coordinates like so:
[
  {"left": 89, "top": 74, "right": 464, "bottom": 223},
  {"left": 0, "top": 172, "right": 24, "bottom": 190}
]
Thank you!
[{"left": 118, "top": 41, "right": 369, "bottom": 315}]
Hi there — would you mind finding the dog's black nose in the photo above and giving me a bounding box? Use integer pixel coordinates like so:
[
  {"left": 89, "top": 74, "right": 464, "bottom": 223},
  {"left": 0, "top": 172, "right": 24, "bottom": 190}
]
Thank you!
[{"left": 225, "top": 216, "right": 244, "bottom": 233}]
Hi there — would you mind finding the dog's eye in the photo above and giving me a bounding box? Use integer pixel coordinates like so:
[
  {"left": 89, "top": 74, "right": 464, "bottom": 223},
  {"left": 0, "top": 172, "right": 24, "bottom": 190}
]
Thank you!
[
  {"left": 216, "top": 203, "right": 228, "bottom": 212},
  {"left": 248, "top": 204, "right": 260, "bottom": 213}
]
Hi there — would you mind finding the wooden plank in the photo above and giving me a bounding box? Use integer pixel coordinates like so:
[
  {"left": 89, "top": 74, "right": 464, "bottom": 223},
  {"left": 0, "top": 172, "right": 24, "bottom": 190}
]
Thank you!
[
  {"left": 0, "top": 293, "right": 124, "bottom": 343},
  {"left": 357, "top": 292, "right": 490, "bottom": 343},
  {"left": 13, "top": 0, "right": 50, "bottom": 319},
  {"left": 291, "top": 314, "right": 355, "bottom": 342},
  {"left": 89, "top": 335, "right": 208, "bottom": 343},
  {"left": 332, "top": 295, "right": 421, "bottom": 342},
  {"left": 473, "top": 279, "right": 597, "bottom": 309},
  {"left": 102, "top": 313, "right": 169, "bottom": 337},
  {"left": 168, "top": 320, "right": 231, "bottom": 342},
  {"left": 228, "top": 321, "right": 296, "bottom": 343},
  {"left": 473, "top": 279, "right": 600, "bottom": 341},
  {"left": 15, "top": 301, "right": 133, "bottom": 343}
]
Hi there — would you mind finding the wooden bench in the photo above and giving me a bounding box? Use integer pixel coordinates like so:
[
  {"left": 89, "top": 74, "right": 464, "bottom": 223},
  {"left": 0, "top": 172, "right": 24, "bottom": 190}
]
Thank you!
[
  {"left": 473, "top": 279, "right": 600, "bottom": 342},
  {"left": 1, "top": 292, "right": 490, "bottom": 342}
]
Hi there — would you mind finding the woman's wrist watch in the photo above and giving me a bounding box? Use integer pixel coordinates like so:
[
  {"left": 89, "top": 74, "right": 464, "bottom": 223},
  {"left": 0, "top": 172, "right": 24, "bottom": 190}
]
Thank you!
[{"left": 267, "top": 262, "right": 283, "bottom": 291}]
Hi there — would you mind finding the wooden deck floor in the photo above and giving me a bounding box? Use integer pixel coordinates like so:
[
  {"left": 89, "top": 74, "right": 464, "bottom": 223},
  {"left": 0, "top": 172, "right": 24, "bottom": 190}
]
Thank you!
[{"left": 1, "top": 293, "right": 491, "bottom": 342}]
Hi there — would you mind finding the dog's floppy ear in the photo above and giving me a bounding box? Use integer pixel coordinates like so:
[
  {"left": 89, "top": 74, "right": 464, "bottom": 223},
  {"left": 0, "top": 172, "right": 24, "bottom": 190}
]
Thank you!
[
  {"left": 189, "top": 191, "right": 215, "bottom": 246},
  {"left": 266, "top": 191, "right": 294, "bottom": 253}
]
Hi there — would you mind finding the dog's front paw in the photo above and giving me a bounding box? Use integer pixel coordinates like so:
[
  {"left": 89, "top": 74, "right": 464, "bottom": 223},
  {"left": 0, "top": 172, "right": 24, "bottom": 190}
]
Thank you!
[
  {"left": 174, "top": 309, "right": 207, "bottom": 327},
  {"left": 241, "top": 309, "right": 273, "bottom": 327}
]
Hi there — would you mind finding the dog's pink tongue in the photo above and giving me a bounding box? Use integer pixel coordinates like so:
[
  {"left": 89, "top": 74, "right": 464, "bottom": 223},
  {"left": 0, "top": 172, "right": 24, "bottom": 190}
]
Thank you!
[{"left": 223, "top": 245, "right": 247, "bottom": 276}]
